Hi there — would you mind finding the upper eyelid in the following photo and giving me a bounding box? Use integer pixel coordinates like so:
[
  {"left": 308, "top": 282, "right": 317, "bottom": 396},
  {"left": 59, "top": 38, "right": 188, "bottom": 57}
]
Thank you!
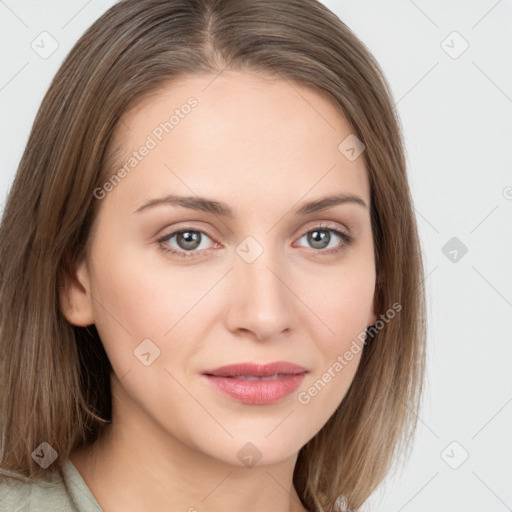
[
  {"left": 157, "top": 225, "right": 218, "bottom": 243},
  {"left": 298, "top": 221, "right": 349, "bottom": 235},
  {"left": 158, "top": 220, "right": 347, "bottom": 236}
]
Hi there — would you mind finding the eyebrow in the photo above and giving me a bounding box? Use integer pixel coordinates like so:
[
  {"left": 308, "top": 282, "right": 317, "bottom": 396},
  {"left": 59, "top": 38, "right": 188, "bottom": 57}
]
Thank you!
[{"left": 133, "top": 192, "right": 367, "bottom": 216}]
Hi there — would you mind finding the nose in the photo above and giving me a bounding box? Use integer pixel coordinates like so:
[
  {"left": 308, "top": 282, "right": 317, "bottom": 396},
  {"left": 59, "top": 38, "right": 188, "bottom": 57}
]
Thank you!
[{"left": 224, "top": 243, "right": 295, "bottom": 341}]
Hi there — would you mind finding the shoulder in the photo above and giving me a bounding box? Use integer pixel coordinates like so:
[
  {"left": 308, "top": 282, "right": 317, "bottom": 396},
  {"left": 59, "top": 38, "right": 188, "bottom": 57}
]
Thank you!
[
  {"left": 0, "top": 459, "right": 101, "bottom": 512},
  {"left": 0, "top": 466, "right": 71, "bottom": 511}
]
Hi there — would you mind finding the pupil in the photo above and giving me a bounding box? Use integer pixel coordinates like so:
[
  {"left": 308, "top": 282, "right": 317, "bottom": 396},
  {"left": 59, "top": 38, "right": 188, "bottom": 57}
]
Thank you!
[
  {"left": 177, "top": 231, "right": 201, "bottom": 250},
  {"left": 308, "top": 230, "right": 330, "bottom": 249}
]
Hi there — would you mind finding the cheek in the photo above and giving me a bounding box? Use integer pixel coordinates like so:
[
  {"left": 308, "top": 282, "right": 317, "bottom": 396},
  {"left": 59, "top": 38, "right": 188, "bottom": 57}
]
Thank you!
[
  {"left": 89, "top": 232, "right": 193, "bottom": 329},
  {"left": 301, "top": 257, "right": 375, "bottom": 342},
  {"left": 293, "top": 259, "right": 375, "bottom": 406},
  {"left": 87, "top": 239, "right": 223, "bottom": 376}
]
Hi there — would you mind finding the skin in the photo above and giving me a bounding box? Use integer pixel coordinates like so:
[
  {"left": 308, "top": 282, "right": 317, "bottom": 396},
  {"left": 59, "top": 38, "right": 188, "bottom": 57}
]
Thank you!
[{"left": 62, "top": 70, "right": 377, "bottom": 512}]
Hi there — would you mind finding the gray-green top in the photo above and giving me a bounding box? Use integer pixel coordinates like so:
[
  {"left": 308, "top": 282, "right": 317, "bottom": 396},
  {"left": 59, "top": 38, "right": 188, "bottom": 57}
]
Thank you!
[{"left": 0, "top": 459, "right": 103, "bottom": 511}]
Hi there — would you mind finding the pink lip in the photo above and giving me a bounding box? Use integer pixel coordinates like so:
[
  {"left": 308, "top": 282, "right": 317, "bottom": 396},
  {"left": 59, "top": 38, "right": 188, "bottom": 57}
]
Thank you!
[{"left": 202, "top": 362, "right": 308, "bottom": 405}]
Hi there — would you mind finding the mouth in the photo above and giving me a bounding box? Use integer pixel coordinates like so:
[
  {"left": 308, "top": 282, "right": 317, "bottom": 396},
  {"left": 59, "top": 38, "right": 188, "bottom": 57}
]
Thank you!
[
  {"left": 201, "top": 361, "right": 308, "bottom": 405},
  {"left": 202, "top": 361, "right": 308, "bottom": 378},
  {"left": 217, "top": 374, "right": 295, "bottom": 381}
]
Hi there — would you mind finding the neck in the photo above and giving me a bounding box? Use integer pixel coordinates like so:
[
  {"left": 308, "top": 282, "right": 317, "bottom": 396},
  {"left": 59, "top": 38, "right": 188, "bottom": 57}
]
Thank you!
[{"left": 70, "top": 376, "right": 309, "bottom": 512}]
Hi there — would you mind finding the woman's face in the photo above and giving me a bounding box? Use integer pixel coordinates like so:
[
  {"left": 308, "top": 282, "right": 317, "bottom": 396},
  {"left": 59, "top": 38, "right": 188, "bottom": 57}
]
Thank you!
[{"left": 69, "top": 70, "right": 377, "bottom": 467}]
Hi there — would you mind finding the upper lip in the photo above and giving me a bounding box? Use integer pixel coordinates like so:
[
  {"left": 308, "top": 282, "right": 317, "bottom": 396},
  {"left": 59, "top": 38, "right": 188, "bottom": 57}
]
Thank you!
[{"left": 203, "top": 361, "right": 308, "bottom": 378}]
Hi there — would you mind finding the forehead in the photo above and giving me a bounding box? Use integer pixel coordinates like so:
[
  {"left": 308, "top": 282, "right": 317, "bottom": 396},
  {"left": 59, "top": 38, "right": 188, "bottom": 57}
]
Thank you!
[{"left": 104, "top": 71, "right": 370, "bottom": 212}]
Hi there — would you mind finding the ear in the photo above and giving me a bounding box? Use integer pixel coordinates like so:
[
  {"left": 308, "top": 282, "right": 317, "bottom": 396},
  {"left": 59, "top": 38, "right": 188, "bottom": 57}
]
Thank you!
[
  {"left": 58, "top": 258, "right": 95, "bottom": 327},
  {"left": 368, "top": 291, "right": 378, "bottom": 327}
]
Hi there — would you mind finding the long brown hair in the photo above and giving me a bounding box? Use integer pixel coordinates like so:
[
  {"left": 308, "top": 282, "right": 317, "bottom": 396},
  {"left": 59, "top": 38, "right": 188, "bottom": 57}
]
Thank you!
[{"left": 0, "top": 0, "right": 426, "bottom": 510}]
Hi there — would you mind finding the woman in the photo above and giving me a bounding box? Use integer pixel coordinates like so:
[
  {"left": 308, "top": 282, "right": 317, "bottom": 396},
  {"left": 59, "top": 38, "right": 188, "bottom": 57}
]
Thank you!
[{"left": 0, "top": 0, "right": 426, "bottom": 510}]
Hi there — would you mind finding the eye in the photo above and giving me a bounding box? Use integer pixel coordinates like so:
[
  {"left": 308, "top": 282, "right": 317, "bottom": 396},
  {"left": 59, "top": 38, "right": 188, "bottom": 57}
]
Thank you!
[
  {"left": 295, "top": 225, "right": 352, "bottom": 253},
  {"left": 157, "top": 224, "right": 352, "bottom": 259},
  {"left": 157, "top": 229, "right": 217, "bottom": 257}
]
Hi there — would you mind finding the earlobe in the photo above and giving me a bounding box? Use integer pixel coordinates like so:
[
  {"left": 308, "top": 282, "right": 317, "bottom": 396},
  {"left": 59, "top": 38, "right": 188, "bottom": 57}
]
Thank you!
[{"left": 58, "top": 259, "right": 95, "bottom": 327}]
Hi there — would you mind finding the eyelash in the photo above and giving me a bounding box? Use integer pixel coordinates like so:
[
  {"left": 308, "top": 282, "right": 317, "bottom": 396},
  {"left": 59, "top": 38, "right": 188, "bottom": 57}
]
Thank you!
[{"left": 156, "top": 223, "right": 353, "bottom": 259}]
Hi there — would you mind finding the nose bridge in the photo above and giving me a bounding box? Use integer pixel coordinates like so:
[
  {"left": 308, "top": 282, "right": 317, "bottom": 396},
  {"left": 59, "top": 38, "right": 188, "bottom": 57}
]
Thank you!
[{"left": 226, "top": 235, "right": 294, "bottom": 339}]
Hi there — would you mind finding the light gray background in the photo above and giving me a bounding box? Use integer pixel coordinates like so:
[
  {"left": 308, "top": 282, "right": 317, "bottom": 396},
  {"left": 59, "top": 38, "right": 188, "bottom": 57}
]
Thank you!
[{"left": 1, "top": 1, "right": 511, "bottom": 510}]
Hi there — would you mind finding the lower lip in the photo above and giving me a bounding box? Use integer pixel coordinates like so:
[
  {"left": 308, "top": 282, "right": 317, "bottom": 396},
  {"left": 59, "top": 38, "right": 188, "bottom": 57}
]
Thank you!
[{"left": 202, "top": 373, "right": 307, "bottom": 405}]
